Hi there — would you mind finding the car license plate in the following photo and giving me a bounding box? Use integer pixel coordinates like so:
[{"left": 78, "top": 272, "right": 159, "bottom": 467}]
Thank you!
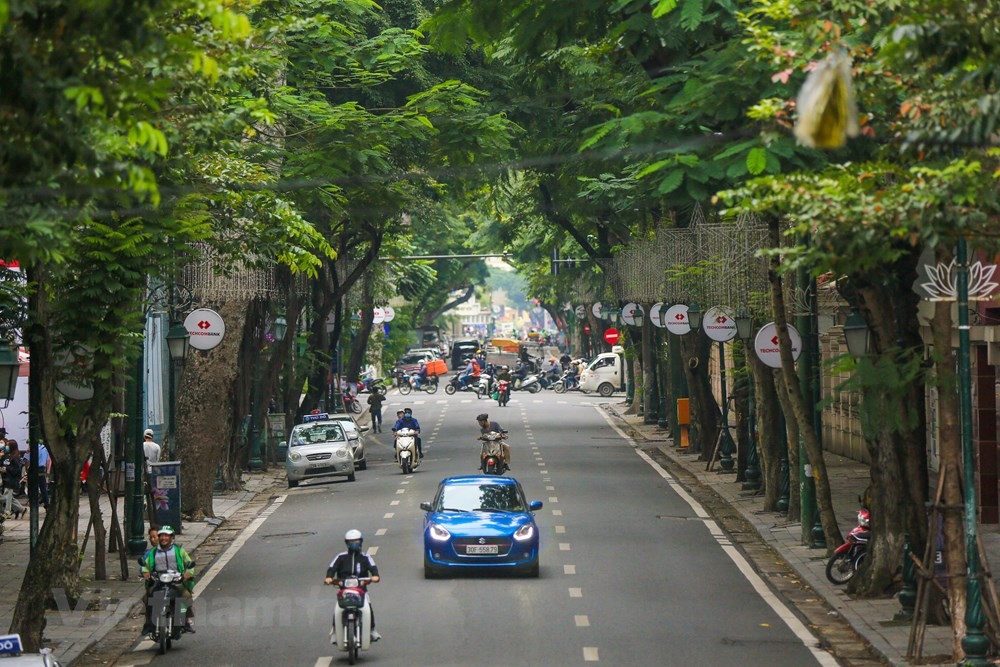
[{"left": 465, "top": 544, "right": 498, "bottom": 555}]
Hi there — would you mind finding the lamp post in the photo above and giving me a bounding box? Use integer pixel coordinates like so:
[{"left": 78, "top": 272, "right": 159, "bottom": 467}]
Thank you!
[
  {"left": 735, "top": 309, "right": 761, "bottom": 491},
  {"left": 957, "top": 237, "right": 989, "bottom": 666},
  {"left": 249, "top": 316, "right": 286, "bottom": 470},
  {"left": 843, "top": 309, "right": 870, "bottom": 359},
  {"left": 656, "top": 305, "right": 669, "bottom": 429},
  {"left": 165, "top": 323, "right": 190, "bottom": 461}
]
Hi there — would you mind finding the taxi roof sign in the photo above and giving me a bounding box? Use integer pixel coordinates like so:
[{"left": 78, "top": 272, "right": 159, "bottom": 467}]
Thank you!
[
  {"left": 302, "top": 412, "right": 330, "bottom": 423},
  {"left": 0, "top": 634, "right": 24, "bottom": 655}
]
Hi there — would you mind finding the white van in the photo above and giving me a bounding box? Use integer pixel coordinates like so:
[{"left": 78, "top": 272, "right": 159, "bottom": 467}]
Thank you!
[{"left": 578, "top": 346, "right": 625, "bottom": 396}]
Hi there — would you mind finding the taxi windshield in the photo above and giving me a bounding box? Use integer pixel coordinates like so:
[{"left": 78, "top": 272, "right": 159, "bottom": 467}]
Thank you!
[{"left": 290, "top": 423, "right": 346, "bottom": 447}]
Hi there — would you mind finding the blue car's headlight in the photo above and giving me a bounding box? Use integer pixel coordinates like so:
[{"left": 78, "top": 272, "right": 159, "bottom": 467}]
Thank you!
[
  {"left": 513, "top": 523, "right": 535, "bottom": 541},
  {"left": 428, "top": 523, "right": 451, "bottom": 542}
]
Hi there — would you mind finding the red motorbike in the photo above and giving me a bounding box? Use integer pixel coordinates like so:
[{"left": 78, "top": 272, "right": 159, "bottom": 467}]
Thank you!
[
  {"left": 495, "top": 379, "right": 511, "bottom": 407},
  {"left": 825, "top": 507, "right": 870, "bottom": 584}
]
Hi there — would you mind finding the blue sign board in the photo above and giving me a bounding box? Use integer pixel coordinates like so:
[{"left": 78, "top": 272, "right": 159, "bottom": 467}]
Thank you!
[
  {"left": 0, "top": 633, "right": 24, "bottom": 654},
  {"left": 150, "top": 460, "right": 183, "bottom": 533},
  {"left": 302, "top": 412, "right": 330, "bottom": 423}
]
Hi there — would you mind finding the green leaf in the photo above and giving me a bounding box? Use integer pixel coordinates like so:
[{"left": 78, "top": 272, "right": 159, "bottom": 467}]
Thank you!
[
  {"left": 746, "top": 147, "right": 767, "bottom": 175},
  {"left": 656, "top": 170, "right": 684, "bottom": 195},
  {"left": 652, "top": 0, "right": 679, "bottom": 19}
]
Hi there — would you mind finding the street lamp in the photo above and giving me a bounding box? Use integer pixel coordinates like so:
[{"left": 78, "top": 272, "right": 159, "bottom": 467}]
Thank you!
[
  {"left": 843, "top": 309, "right": 870, "bottom": 359},
  {"left": 0, "top": 342, "right": 21, "bottom": 405},
  {"left": 166, "top": 323, "right": 190, "bottom": 364},
  {"left": 165, "top": 322, "right": 189, "bottom": 462},
  {"left": 249, "top": 316, "right": 287, "bottom": 470},
  {"left": 687, "top": 303, "right": 702, "bottom": 331},
  {"left": 735, "top": 309, "right": 761, "bottom": 491}
]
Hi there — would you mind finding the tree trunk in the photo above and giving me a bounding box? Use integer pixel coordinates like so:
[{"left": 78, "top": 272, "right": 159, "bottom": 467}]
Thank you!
[
  {"left": 931, "top": 297, "right": 968, "bottom": 659},
  {"left": 766, "top": 218, "right": 840, "bottom": 548},
  {"left": 177, "top": 298, "right": 247, "bottom": 516},
  {"left": 774, "top": 371, "right": 801, "bottom": 521},
  {"left": 753, "top": 355, "right": 784, "bottom": 511},
  {"left": 680, "top": 330, "right": 715, "bottom": 457}
]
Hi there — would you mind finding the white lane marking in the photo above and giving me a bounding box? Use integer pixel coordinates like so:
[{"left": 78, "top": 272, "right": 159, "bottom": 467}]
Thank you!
[
  {"left": 400, "top": 481, "right": 410, "bottom": 485},
  {"left": 552, "top": 509, "right": 562, "bottom": 516},
  {"left": 546, "top": 486, "right": 555, "bottom": 491},
  {"left": 375, "top": 528, "right": 387, "bottom": 536},
  {"left": 569, "top": 587, "right": 582, "bottom": 597},
  {"left": 555, "top": 526, "right": 566, "bottom": 534},
  {"left": 575, "top": 615, "right": 590, "bottom": 627},
  {"left": 193, "top": 495, "right": 285, "bottom": 597},
  {"left": 564, "top": 564, "right": 576, "bottom": 575},
  {"left": 314, "top": 658, "right": 333, "bottom": 666},
  {"left": 395, "top": 489, "right": 405, "bottom": 494},
  {"left": 367, "top": 546, "right": 378, "bottom": 555},
  {"left": 383, "top": 513, "right": 394, "bottom": 519},
  {"left": 559, "top": 543, "right": 571, "bottom": 551},
  {"left": 598, "top": 408, "right": 840, "bottom": 667},
  {"left": 583, "top": 647, "right": 599, "bottom": 661},
  {"left": 390, "top": 500, "right": 400, "bottom": 506},
  {"left": 548, "top": 496, "right": 558, "bottom": 503}
]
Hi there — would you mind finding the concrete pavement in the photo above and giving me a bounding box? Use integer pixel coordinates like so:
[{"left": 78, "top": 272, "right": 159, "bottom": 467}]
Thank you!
[
  {"left": 0, "top": 468, "right": 284, "bottom": 665},
  {"left": 603, "top": 400, "right": 1000, "bottom": 667}
]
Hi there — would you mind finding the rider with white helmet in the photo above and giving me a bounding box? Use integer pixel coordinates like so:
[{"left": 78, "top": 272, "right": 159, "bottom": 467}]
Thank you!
[{"left": 325, "top": 529, "right": 381, "bottom": 641}]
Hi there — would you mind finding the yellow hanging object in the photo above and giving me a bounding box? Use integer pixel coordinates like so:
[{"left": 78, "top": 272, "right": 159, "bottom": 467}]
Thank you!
[{"left": 794, "top": 50, "right": 859, "bottom": 149}]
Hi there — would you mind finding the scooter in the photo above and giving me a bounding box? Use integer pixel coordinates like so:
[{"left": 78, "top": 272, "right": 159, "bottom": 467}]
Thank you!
[
  {"left": 394, "top": 427, "right": 421, "bottom": 474},
  {"left": 354, "top": 376, "right": 387, "bottom": 395},
  {"left": 552, "top": 370, "right": 580, "bottom": 394},
  {"left": 398, "top": 373, "right": 439, "bottom": 395},
  {"left": 342, "top": 392, "right": 363, "bottom": 414},
  {"left": 495, "top": 379, "right": 511, "bottom": 407},
  {"left": 825, "top": 507, "right": 870, "bottom": 584},
  {"left": 479, "top": 431, "right": 508, "bottom": 475},
  {"left": 512, "top": 373, "right": 542, "bottom": 393},
  {"left": 148, "top": 569, "right": 192, "bottom": 655},
  {"left": 444, "top": 373, "right": 482, "bottom": 397},
  {"left": 329, "top": 576, "right": 373, "bottom": 665}
]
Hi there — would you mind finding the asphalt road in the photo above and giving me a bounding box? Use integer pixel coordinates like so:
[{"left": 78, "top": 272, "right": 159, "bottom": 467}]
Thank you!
[{"left": 117, "top": 390, "right": 838, "bottom": 667}]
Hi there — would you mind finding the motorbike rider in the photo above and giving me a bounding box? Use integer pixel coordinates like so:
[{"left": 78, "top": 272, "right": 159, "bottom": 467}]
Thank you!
[
  {"left": 476, "top": 413, "right": 510, "bottom": 470},
  {"left": 140, "top": 525, "right": 195, "bottom": 635},
  {"left": 512, "top": 360, "right": 529, "bottom": 385},
  {"left": 412, "top": 362, "right": 429, "bottom": 390},
  {"left": 392, "top": 408, "right": 422, "bottom": 459},
  {"left": 325, "top": 529, "right": 381, "bottom": 642}
]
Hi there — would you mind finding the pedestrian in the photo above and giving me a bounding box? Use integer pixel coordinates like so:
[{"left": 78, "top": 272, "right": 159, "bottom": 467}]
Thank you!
[
  {"left": 24, "top": 441, "right": 51, "bottom": 509},
  {"left": 142, "top": 429, "right": 161, "bottom": 474},
  {"left": 367, "top": 391, "right": 385, "bottom": 433},
  {"left": 0, "top": 444, "right": 26, "bottom": 519}
]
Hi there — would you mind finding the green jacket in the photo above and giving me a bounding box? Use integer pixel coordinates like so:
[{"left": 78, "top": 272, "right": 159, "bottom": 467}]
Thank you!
[{"left": 142, "top": 544, "right": 195, "bottom": 590}]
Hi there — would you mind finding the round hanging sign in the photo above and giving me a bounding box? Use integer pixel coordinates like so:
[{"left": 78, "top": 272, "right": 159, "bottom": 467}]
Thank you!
[
  {"left": 382, "top": 306, "right": 395, "bottom": 322},
  {"left": 620, "top": 303, "right": 644, "bottom": 327},
  {"left": 662, "top": 304, "right": 691, "bottom": 335},
  {"left": 649, "top": 302, "right": 666, "bottom": 328},
  {"left": 591, "top": 302, "right": 604, "bottom": 318},
  {"left": 754, "top": 322, "right": 802, "bottom": 368},
  {"left": 372, "top": 307, "right": 385, "bottom": 324},
  {"left": 703, "top": 306, "right": 737, "bottom": 342},
  {"left": 184, "top": 308, "right": 226, "bottom": 351}
]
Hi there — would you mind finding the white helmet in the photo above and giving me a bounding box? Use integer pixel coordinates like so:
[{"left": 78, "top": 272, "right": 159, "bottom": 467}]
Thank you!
[{"left": 345, "top": 529, "right": 363, "bottom": 551}]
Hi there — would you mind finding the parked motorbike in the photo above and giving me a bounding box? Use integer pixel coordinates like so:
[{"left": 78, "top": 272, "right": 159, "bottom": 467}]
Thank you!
[
  {"left": 394, "top": 427, "right": 421, "bottom": 474},
  {"left": 329, "top": 576, "right": 373, "bottom": 665},
  {"left": 495, "top": 379, "right": 511, "bottom": 407},
  {"left": 397, "top": 373, "right": 439, "bottom": 395},
  {"left": 825, "top": 507, "right": 870, "bottom": 584},
  {"left": 148, "top": 569, "right": 192, "bottom": 655},
  {"left": 479, "top": 431, "right": 508, "bottom": 475},
  {"left": 444, "top": 373, "right": 483, "bottom": 397},
  {"left": 342, "top": 392, "right": 363, "bottom": 414}
]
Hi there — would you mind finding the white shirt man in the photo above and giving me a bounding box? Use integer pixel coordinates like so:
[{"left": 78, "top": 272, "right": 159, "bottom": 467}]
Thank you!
[{"left": 143, "top": 429, "right": 161, "bottom": 473}]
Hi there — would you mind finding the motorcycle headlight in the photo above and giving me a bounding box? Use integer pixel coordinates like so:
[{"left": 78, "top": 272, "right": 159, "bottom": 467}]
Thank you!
[
  {"left": 288, "top": 451, "right": 301, "bottom": 462},
  {"left": 428, "top": 523, "right": 451, "bottom": 542},
  {"left": 513, "top": 523, "right": 535, "bottom": 541}
]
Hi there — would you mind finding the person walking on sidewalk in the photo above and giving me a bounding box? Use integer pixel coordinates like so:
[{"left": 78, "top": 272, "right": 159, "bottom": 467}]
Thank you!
[
  {"left": 367, "top": 391, "right": 385, "bottom": 433},
  {"left": 143, "top": 429, "right": 161, "bottom": 474},
  {"left": 0, "top": 444, "right": 25, "bottom": 519}
]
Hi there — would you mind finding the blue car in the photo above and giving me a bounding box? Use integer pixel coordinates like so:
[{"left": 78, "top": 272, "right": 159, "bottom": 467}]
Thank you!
[{"left": 420, "top": 475, "right": 543, "bottom": 578}]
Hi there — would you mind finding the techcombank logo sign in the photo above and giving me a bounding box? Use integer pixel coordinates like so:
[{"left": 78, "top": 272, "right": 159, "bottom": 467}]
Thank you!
[{"left": 184, "top": 308, "right": 226, "bottom": 351}]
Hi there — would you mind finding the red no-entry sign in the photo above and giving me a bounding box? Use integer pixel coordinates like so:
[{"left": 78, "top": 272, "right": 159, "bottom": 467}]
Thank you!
[
  {"left": 604, "top": 328, "right": 620, "bottom": 345},
  {"left": 582, "top": 323, "right": 591, "bottom": 335}
]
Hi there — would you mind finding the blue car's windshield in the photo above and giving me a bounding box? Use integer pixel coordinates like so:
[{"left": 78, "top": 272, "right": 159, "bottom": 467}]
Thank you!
[{"left": 437, "top": 484, "right": 524, "bottom": 512}]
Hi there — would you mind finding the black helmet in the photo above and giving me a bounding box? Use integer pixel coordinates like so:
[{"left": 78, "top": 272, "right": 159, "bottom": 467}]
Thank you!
[{"left": 476, "top": 413, "right": 489, "bottom": 422}]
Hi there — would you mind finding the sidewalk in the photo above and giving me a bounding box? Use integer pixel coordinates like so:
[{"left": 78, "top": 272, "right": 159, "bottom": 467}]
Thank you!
[
  {"left": 604, "top": 402, "right": 1000, "bottom": 667},
  {"left": 0, "top": 469, "right": 284, "bottom": 665}
]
